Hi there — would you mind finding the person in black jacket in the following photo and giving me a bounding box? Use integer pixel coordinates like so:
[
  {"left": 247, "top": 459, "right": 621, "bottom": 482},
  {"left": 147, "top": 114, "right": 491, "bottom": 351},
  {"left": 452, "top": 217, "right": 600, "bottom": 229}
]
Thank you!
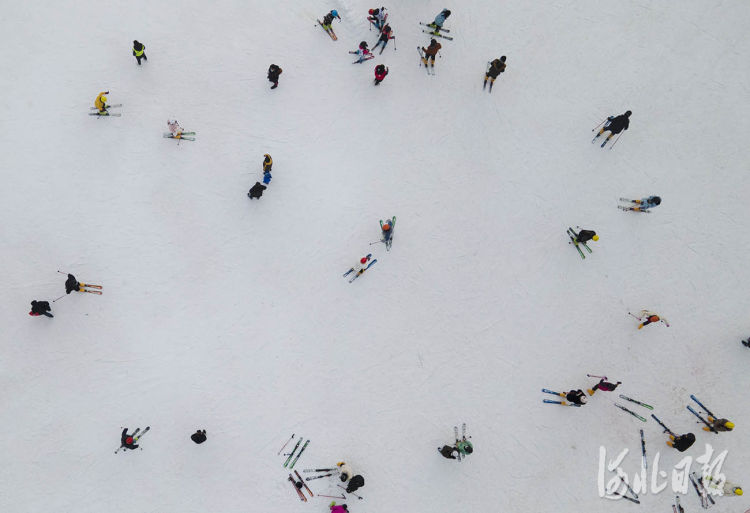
[
  {"left": 268, "top": 64, "right": 282, "bottom": 89},
  {"left": 65, "top": 274, "right": 81, "bottom": 294},
  {"left": 248, "top": 182, "right": 267, "bottom": 199},
  {"left": 29, "top": 300, "right": 53, "bottom": 318},
  {"left": 667, "top": 432, "right": 696, "bottom": 452},
  {"left": 575, "top": 229, "right": 599, "bottom": 244},
  {"left": 566, "top": 389, "right": 587, "bottom": 405},
  {"left": 346, "top": 474, "right": 365, "bottom": 493},
  {"left": 484, "top": 56, "right": 506, "bottom": 92},
  {"left": 191, "top": 429, "right": 207, "bottom": 444},
  {"left": 132, "top": 40, "right": 147, "bottom": 65},
  {"left": 594, "top": 110, "right": 631, "bottom": 144},
  {"left": 438, "top": 444, "right": 458, "bottom": 459},
  {"left": 121, "top": 428, "right": 139, "bottom": 450}
]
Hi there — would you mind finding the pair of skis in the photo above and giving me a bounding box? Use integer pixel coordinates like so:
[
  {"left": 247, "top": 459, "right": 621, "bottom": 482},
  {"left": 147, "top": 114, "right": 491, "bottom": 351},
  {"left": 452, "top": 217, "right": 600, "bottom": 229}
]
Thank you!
[
  {"left": 613, "top": 473, "right": 640, "bottom": 504},
  {"left": 114, "top": 426, "right": 150, "bottom": 453},
  {"left": 163, "top": 131, "right": 196, "bottom": 142},
  {"left": 345, "top": 255, "right": 378, "bottom": 283},
  {"left": 282, "top": 438, "right": 309, "bottom": 468},
  {"left": 317, "top": 19, "right": 337, "bottom": 40},
  {"left": 567, "top": 227, "right": 592, "bottom": 259},
  {"left": 614, "top": 394, "right": 653, "bottom": 422},
  {"left": 90, "top": 104, "right": 122, "bottom": 117},
  {"left": 689, "top": 471, "right": 715, "bottom": 508},
  {"left": 419, "top": 22, "right": 454, "bottom": 40},
  {"left": 687, "top": 395, "right": 719, "bottom": 433},
  {"left": 591, "top": 129, "right": 622, "bottom": 149},
  {"left": 78, "top": 283, "right": 103, "bottom": 295},
  {"left": 288, "top": 470, "right": 314, "bottom": 501},
  {"left": 618, "top": 197, "right": 652, "bottom": 213},
  {"left": 417, "top": 47, "right": 435, "bottom": 75},
  {"left": 349, "top": 51, "right": 375, "bottom": 64},
  {"left": 541, "top": 388, "right": 581, "bottom": 407}
]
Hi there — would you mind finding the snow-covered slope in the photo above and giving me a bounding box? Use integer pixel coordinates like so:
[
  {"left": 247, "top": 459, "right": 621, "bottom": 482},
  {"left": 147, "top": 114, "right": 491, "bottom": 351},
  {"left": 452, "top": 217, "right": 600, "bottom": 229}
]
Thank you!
[{"left": 2, "top": 1, "right": 749, "bottom": 512}]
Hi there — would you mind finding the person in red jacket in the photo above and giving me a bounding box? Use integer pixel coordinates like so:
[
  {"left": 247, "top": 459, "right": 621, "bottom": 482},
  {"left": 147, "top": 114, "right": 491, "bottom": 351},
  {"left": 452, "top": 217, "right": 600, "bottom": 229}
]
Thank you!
[
  {"left": 374, "top": 64, "right": 389, "bottom": 85},
  {"left": 372, "top": 24, "right": 394, "bottom": 54}
]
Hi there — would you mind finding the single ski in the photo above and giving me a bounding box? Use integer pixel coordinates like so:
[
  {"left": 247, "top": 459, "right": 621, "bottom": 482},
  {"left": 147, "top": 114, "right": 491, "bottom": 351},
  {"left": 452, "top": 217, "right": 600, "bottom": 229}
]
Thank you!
[
  {"left": 163, "top": 132, "right": 196, "bottom": 137},
  {"left": 294, "top": 470, "right": 314, "bottom": 497},
  {"left": 618, "top": 474, "right": 639, "bottom": 500},
  {"left": 614, "top": 404, "right": 646, "bottom": 422},
  {"left": 303, "top": 468, "right": 337, "bottom": 473},
  {"left": 421, "top": 29, "right": 453, "bottom": 40},
  {"left": 283, "top": 438, "right": 302, "bottom": 467},
  {"left": 619, "top": 394, "right": 654, "bottom": 410},
  {"left": 687, "top": 405, "right": 718, "bottom": 433},
  {"left": 305, "top": 473, "right": 333, "bottom": 481},
  {"left": 650, "top": 414, "right": 675, "bottom": 435},
  {"left": 612, "top": 491, "right": 640, "bottom": 504},
  {"left": 288, "top": 474, "right": 307, "bottom": 502},
  {"left": 348, "top": 260, "right": 377, "bottom": 283},
  {"left": 541, "top": 388, "right": 563, "bottom": 396},
  {"left": 81, "top": 289, "right": 102, "bottom": 295},
  {"left": 290, "top": 439, "right": 309, "bottom": 468},
  {"left": 543, "top": 399, "right": 580, "bottom": 407},
  {"left": 90, "top": 112, "right": 121, "bottom": 117},
  {"left": 675, "top": 495, "right": 684, "bottom": 513},
  {"left": 640, "top": 429, "right": 647, "bottom": 470},
  {"left": 418, "top": 22, "right": 450, "bottom": 32},
  {"left": 79, "top": 283, "right": 102, "bottom": 289},
  {"left": 689, "top": 395, "right": 716, "bottom": 417}
]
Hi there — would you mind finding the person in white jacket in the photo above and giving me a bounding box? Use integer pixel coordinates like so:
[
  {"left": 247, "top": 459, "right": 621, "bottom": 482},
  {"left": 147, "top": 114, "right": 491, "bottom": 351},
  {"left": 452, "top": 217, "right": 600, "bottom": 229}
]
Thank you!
[
  {"left": 705, "top": 475, "right": 743, "bottom": 496},
  {"left": 337, "top": 461, "right": 354, "bottom": 482}
]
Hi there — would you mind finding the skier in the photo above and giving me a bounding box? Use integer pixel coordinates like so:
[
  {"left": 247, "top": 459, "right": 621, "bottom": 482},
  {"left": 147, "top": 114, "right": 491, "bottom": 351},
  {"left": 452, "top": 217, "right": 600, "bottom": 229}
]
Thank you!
[
  {"left": 484, "top": 56, "right": 506, "bottom": 91},
  {"left": 587, "top": 378, "right": 621, "bottom": 396},
  {"left": 167, "top": 119, "right": 184, "bottom": 137},
  {"left": 666, "top": 432, "right": 696, "bottom": 452},
  {"left": 321, "top": 9, "right": 341, "bottom": 31},
  {"left": 267, "top": 64, "right": 282, "bottom": 90},
  {"left": 421, "top": 39, "right": 442, "bottom": 67},
  {"left": 347, "top": 474, "right": 365, "bottom": 493},
  {"left": 428, "top": 9, "right": 451, "bottom": 32},
  {"left": 132, "top": 40, "right": 147, "bottom": 65},
  {"left": 374, "top": 64, "right": 389, "bottom": 85},
  {"left": 705, "top": 475, "right": 743, "bottom": 496},
  {"left": 191, "top": 429, "right": 207, "bottom": 444},
  {"left": 456, "top": 438, "right": 473, "bottom": 457},
  {"left": 381, "top": 218, "right": 393, "bottom": 243},
  {"left": 29, "top": 300, "right": 53, "bottom": 318},
  {"left": 632, "top": 310, "right": 670, "bottom": 329},
  {"left": 575, "top": 229, "right": 599, "bottom": 244},
  {"left": 337, "top": 461, "right": 354, "bottom": 482},
  {"left": 65, "top": 273, "right": 81, "bottom": 294},
  {"left": 438, "top": 444, "right": 459, "bottom": 459},
  {"left": 262, "top": 154, "right": 273, "bottom": 184},
  {"left": 330, "top": 503, "right": 349, "bottom": 513},
  {"left": 120, "top": 428, "right": 140, "bottom": 451},
  {"left": 94, "top": 91, "right": 110, "bottom": 114},
  {"left": 372, "top": 24, "right": 394, "bottom": 53},
  {"left": 594, "top": 110, "right": 631, "bottom": 145},
  {"left": 566, "top": 389, "right": 588, "bottom": 405},
  {"left": 628, "top": 196, "right": 661, "bottom": 212},
  {"left": 367, "top": 7, "right": 387, "bottom": 30},
  {"left": 247, "top": 182, "right": 267, "bottom": 199},
  {"left": 350, "top": 41, "right": 371, "bottom": 63},
  {"left": 704, "top": 417, "right": 734, "bottom": 432}
]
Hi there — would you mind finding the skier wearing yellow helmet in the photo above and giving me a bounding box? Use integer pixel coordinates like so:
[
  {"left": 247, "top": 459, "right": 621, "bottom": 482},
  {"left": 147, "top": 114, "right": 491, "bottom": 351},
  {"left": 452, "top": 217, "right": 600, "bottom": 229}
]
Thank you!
[
  {"left": 705, "top": 417, "right": 734, "bottom": 432},
  {"left": 262, "top": 154, "right": 273, "bottom": 184},
  {"left": 94, "top": 91, "right": 110, "bottom": 114}
]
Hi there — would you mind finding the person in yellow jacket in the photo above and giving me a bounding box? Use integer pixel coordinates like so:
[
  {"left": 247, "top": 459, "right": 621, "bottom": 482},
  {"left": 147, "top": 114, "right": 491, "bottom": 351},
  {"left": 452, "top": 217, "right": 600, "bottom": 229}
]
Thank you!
[
  {"left": 133, "top": 40, "right": 147, "bottom": 65},
  {"left": 94, "top": 91, "right": 110, "bottom": 114}
]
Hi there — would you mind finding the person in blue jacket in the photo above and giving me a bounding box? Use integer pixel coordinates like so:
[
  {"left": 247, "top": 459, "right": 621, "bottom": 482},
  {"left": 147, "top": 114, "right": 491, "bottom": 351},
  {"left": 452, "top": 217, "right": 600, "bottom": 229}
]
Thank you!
[
  {"left": 429, "top": 9, "right": 451, "bottom": 30},
  {"left": 631, "top": 196, "right": 661, "bottom": 211}
]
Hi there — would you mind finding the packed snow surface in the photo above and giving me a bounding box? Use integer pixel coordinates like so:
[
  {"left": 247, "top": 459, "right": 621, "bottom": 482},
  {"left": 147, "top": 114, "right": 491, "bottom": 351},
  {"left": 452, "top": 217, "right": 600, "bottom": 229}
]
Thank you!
[{"left": 2, "top": 1, "right": 749, "bottom": 512}]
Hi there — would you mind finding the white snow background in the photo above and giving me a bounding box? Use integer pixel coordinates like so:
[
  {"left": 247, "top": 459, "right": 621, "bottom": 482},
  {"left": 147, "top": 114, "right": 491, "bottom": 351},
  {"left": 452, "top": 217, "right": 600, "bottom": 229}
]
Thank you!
[{"left": 1, "top": 0, "right": 749, "bottom": 512}]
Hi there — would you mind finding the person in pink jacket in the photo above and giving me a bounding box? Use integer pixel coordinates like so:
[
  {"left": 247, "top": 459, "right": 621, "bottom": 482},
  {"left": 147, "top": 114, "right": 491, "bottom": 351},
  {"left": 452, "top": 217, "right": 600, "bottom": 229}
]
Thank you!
[{"left": 330, "top": 503, "right": 349, "bottom": 513}]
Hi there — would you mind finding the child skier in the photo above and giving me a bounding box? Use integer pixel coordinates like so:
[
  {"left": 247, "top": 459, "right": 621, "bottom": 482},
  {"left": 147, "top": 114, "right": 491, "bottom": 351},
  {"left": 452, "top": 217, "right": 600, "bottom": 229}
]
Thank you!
[
  {"left": 167, "top": 119, "right": 184, "bottom": 137},
  {"left": 350, "top": 41, "right": 372, "bottom": 63},
  {"left": 120, "top": 428, "right": 140, "bottom": 451},
  {"left": 484, "top": 56, "right": 506, "bottom": 91},
  {"left": 666, "top": 432, "right": 696, "bottom": 452},
  {"left": 29, "top": 300, "right": 53, "bottom": 318},
  {"left": 322, "top": 9, "right": 341, "bottom": 30},
  {"left": 349, "top": 256, "right": 372, "bottom": 278},
  {"left": 374, "top": 64, "right": 389, "bottom": 85},
  {"left": 593, "top": 111, "right": 631, "bottom": 145},
  {"left": 94, "top": 91, "right": 110, "bottom": 114},
  {"left": 456, "top": 438, "right": 473, "bottom": 457},
  {"left": 587, "top": 378, "right": 621, "bottom": 396},
  {"left": 267, "top": 64, "right": 282, "bottom": 89},
  {"left": 132, "top": 40, "right": 147, "bottom": 65},
  {"left": 367, "top": 7, "right": 387, "bottom": 30},
  {"left": 421, "top": 39, "right": 442, "bottom": 67},
  {"left": 428, "top": 9, "right": 451, "bottom": 32},
  {"left": 373, "top": 24, "right": 394, "bottom": 53},
  {"left": 632, "top": 310, "right": 670, "bottom": 329},
  {"left": 247, "top": 182, "right": 267, "bottom": 199}
]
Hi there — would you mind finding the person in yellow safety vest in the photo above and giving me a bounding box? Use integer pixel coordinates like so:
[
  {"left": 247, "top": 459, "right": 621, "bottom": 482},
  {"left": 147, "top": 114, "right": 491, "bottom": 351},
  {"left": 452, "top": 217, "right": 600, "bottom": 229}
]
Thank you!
[
  {"left": 133, "top": 40, "right": 147, "bottom": 65},
  {"left": 94, "top": 91, "right": 110, "bottom": 114}
]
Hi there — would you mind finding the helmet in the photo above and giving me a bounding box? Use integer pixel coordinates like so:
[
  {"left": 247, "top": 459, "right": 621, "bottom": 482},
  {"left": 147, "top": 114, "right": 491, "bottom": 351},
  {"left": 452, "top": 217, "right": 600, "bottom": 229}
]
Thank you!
[
  {"left": 369, "top": 9, "right": 375, "bottom": 15},
  {"left": 464, "top": 443, "right": 473, "bottom": 454},
  {"left": 100, "top": 95, "right": 107, "bottom": 103},
  {"left": 331, "top": 9, "right": 338, "bottom": 17},
  {"left": 625, "top": 110, "right": 632, "bottom": 116},
  {"left": 734, "top": 487, "right": 743, "bottom": 496},
  {"left": 125, "top": 437, "right": 134, "bottom": 444},
  {"left": 264, "top": 153, "right": 270, "bottom": 158},
  {"left": 725, "top": 421, "right": 735, "bottom": 430},
  {"left": 443, "top": 9, "right": 451, "bottom": 16},
  {"left": 382, "top": 223, "right": 391, "bottom": 231},
  {"left": 360, "top": 257, "right": 368, "bottom": 264},
  {"left": 431, "top": 38, "right": 437, "bottom": 45},
  {"left": 652, "top": 196, "right": 661, "bottom": 205},
  {"left": 500, "top": 55, "right": 506, "bottom": 61},
  {"left": 592, "top": 234, "right": 600, "bottom": 241}
]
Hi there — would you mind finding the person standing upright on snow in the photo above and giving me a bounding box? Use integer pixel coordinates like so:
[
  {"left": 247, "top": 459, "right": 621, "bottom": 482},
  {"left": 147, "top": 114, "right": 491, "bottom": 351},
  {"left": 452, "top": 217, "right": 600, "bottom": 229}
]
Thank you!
[
  {"left": 631, "top": 310, "right": 670, "bottom": 329},
  {"left": 587, "top": 377, "right": 621, "bottom": 396},
  {"left": 267, "top": 64, "right": 282, "bottom": 89},
  {"left": 594, "top": 110, "right": 631, "bottom": 145},
  {"left": 322, "top": 9, "right": 341, "bottom": 31},
  {"left": 367, "top": 7, "right": 387, "bottom": 30},
  {"left": 120, "top": 428, "right": 140, "bottom": 451},
  {"left": 373, "top": 24, "right": 394, "bottom": 53},
  {"left": 262, "top": 154, "right": 273, "bottom": 184},
  {"left": 484, "top": 56, "right": 506, "bottom": 91},
  {"left": 132, "top": 40, "right": 147, "bottom": 65},
  {"left": 428, "top": 9, "right": 451, "bottom": 32},
  {"left": 381, "top": 219, "right": 393, "bottom": 243},
  {"left": 374, "top": 64, "right": 389, "bottom": 85},
  {"left": 421, "top": 39, "right": 442, "bottom": 67},
  {"left": 94, "top": 91, "right": 110, "bottom": 114},
  {"left": 29, "top": 300, "right": 53, "bottom": 318}
]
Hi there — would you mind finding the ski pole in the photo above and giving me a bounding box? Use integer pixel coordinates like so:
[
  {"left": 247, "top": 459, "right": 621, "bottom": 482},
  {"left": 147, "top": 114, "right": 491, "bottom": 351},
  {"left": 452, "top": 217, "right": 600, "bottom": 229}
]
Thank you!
[
  {"left": 56, "top": 270, "right": 69, "bottom": 275},
  {"left": 338, "top": 485, "right": 363, "bottom": 500},
  {"left": 609, "top": 132, "right": 623, "bottom": 150},
  {"left": 52, "top": 294, "right": 66, "bottom": 303},
  {"left": 318, "top": 495, "right": 346, "bottom": 500},
  {"left": 586, "top": 374, "right": 607, "bottom": 379},
  {"left": 393, "top": 36, "right": 396, "bottom": 51},
  {"left": 277, "top": 433, "right": 294, "bottom": 455},
  {"left": 591, "top": 118, "right": 608, "bottom": 131},
  {"left": 369, "top": 240, "right": 384, "bottom": 245}
]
